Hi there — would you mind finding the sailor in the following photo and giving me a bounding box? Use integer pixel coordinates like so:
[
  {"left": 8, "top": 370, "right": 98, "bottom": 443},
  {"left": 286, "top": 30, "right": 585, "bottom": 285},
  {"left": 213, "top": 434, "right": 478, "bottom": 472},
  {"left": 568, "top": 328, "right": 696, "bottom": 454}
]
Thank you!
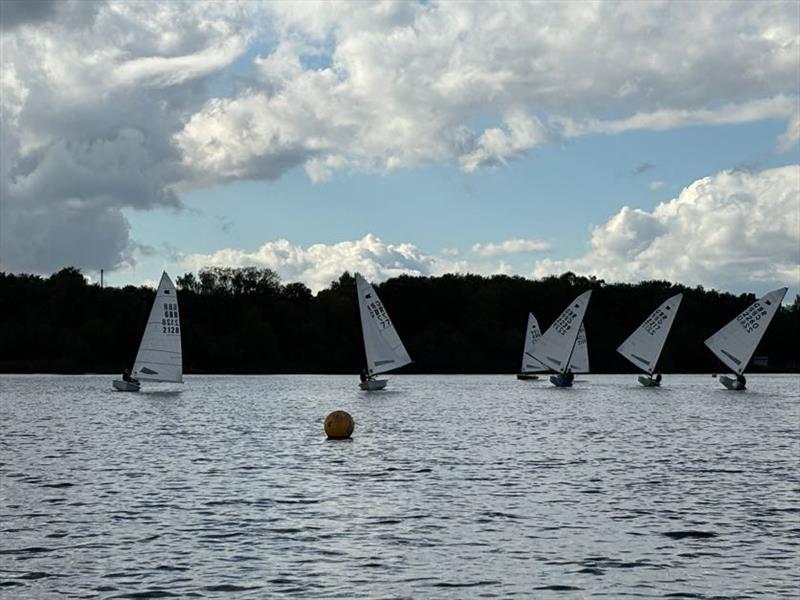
[
  {"left": 122, "top": 368, "right": 138, "bottom": 384},
  {"left": 654, "top": 373, "right": 662, "bottom": 383},
  {"left": 565, "top": 369, "right": 575, "bottom": 384},
  {"left": 359, "top": 367, "right": 368, "bottom": 383},
  {"left": 736, "top": 373, "right": 746, "bottom": 387}
]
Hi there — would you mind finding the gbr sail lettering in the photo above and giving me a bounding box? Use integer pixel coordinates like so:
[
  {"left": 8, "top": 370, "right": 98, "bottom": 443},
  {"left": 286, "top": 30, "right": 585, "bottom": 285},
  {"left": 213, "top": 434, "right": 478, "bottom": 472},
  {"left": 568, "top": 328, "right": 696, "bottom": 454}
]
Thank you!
[
  {"left": 736, "top": 301, "right": 767, "bottom": 333},
  {"left": 162, "top": 301, "right": 180, "bottom": 335},
  {"left": 368, "top": 300, "right": 392, "bottom": 330}
]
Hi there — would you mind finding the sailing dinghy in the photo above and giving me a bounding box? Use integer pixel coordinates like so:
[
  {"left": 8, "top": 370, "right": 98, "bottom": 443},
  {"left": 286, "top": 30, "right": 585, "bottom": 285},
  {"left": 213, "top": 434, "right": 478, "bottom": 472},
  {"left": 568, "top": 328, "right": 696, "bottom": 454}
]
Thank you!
[
  {"left": 704, "top": 287, "right": 787, "bottom": 390},
  {"left": 617, "top": 293, "right": 683, "bottom": 387},
  {"left": 518, "top": 315, "right": 588, "bottom": 380},
  {"left": 112, "top": 272, "right": 183, "bottom": 392},
  {"left": 517, "top": 313, "right": 544, "bottom": 380},
  {"left": 529, "top": 290, "right": 593, "bottom": 387},
  {"left": 356, "top": 273, "right": 412, "bottom": 390}
]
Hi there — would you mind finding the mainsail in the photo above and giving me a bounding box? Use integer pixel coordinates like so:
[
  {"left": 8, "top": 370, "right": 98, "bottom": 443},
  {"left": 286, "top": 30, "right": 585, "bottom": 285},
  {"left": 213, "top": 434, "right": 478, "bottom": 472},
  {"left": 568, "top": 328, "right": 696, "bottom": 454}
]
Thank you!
[
  {"left": 617, "top": 293, "right": 683, "bottom": 375},
  {"left": 704, "top": 287, "right": 787, "bottom": 375},
  {"left": 521, "top": 313, "right": 547, "bottom": 373},
  {"left": 530, "top": 290, "right": 592, "bottom": 374},
  {"left": 569, "top": 323, "right": 590, "bottom": 373},
  {"left": 356, "top": 273, "right": 412, "bottom": 376},
  {"left": 132, "top": 272, "right": 183, "bottom": 383}
]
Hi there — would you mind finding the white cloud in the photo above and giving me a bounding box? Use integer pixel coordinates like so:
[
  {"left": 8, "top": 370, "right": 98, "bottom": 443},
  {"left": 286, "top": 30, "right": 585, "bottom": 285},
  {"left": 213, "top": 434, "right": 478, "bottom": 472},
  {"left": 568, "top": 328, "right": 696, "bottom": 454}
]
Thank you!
[
  {"left": 649, "top": 180, "right": 666, "bottom": 190},
  {"left": 557, "top": 96, "right": 797, "bottom": 138},
  {"left": 182, "top": 234, "right": 435, "bottom": 293},
  {"left": 532, "top": 165, "right": 800, "bottom": 293},
  {"left": 0, "top": 0, "right": 255, "bottom": 273},
  {"left": 175, "top": 1, "right": 800, "bottom": 183},
  {"left": 181, "top": 234, "right": 523, "bottom": 293},
  {"left": 2, "top": 1, "right": 799, "bottom": 276},
  {"left": 472, "top": 238, "right": 551, "bottom": 257}
]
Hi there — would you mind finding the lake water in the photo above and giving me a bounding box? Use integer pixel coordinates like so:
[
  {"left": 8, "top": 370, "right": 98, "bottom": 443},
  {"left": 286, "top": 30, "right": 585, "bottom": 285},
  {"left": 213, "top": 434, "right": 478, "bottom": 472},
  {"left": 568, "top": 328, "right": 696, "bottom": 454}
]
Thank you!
[{"left": 1, "top": 374, "right": 798, "bottom": 598}]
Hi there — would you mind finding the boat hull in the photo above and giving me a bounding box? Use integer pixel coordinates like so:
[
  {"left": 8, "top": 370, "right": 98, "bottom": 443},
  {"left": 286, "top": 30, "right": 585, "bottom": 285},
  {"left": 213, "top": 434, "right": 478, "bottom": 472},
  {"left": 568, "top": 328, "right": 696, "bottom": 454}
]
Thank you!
[
  {"left": 112, "top": 379, "right": 141, "bottom": 392},
  {"left": 516, "top": 373, "right": 539, "bottom": 381},
  {"left": 549, "top": 374, "right": 573, "bottom": 387},
  {"left": 359, "top": 379, "right": 388, "bottom": 391},
  {"left": 719, "top": 375, "right": 745, "bottom": 391},
  {"left": 638, "top": 375, "right": 660, "bottom": 387}
]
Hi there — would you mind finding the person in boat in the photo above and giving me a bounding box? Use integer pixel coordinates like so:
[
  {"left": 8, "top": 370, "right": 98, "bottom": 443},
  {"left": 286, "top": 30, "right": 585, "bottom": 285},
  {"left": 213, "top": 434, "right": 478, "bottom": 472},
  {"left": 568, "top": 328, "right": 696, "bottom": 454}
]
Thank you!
[
  {"left": 121, "top": 368, "right": 139, "bottom": 384},
  {"left": 654, "top": 373, "right": 662, "bottom": 383},
  {"left": 360, "top": 368, "right": 368, "bottom": 383},
  {"left": 564, "top": 369, "right": 574, "bottom": 384},
  {"left": 736, "top": 373, "right": 746, "bottom": 387}
]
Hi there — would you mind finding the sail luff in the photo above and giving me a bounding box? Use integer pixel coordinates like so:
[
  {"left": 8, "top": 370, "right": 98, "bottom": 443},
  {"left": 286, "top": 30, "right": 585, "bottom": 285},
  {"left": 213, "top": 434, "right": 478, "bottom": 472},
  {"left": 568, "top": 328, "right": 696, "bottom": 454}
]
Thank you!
[{"left": 704, "top": 287, "right": 787, "bottom": 375}]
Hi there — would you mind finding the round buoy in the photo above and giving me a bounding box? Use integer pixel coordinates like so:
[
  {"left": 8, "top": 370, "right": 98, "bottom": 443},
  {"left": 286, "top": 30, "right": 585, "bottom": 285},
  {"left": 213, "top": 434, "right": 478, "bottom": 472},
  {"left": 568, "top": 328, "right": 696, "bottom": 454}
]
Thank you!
[{"left": 324, "top": 410, "right": 354, "bottom": 440}]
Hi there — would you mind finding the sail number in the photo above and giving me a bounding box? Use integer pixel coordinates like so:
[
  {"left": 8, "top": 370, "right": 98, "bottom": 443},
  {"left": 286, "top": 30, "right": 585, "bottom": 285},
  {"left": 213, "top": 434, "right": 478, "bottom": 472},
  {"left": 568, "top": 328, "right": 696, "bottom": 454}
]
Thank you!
[
  {"left": 643, "top": 309, "right": 668, "bottom": 335},
  {"left": 553, "top": 308, "right": 577, "bottom": 335},
  {"left": 736, "top": 301, "right": 767, "bottom": 333},
  {"left": 367, "top": 300, "right": 392, "bottom": 330},
  {"left": 162, "top": 302, "right": 180, "bottom": 335}
]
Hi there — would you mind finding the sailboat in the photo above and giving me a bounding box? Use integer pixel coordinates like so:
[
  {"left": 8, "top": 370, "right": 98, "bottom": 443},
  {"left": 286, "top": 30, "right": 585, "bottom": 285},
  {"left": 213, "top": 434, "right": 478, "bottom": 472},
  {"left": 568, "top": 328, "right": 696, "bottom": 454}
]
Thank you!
[
  {"left": 355, "top": 273, "right": 412, "bottom": 390},
  {"left": 112, "top": 272, "right": 183, "bottom": 392},
  {"left": 704, "top": 287, "right": 787, "bottom": 390},
  {"left": 529, "top": 290, "right": 593, "bottom": 387},
  {"left": 617, "top": 293, "right": 683, "bottom": 387},
  {"left": 517, "top": 313, "right": 544, "bottom": 380},
  {"left": 518, "top": 316, "right": 589, "bottom": 380}
]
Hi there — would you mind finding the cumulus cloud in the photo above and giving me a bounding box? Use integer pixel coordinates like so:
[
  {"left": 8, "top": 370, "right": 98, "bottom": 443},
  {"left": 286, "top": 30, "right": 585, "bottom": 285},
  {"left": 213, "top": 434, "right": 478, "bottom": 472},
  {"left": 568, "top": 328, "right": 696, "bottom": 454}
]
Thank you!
[
  {"left": 180, "top": 234, "right": 527, "bottom": 292},
  {"left": 176, "top": 1, "right": 800, "bottom": 183},
  {"left": 2, "top": 1, "right": 800, "bottom": 276},
  {"left": 472, "top": 238, "right": 551, "bottom": 257},
  {"left": 182, "top": 234, "right": 436, "bottom": 293},
  {"left": 0, "top": 1, "right": 253, "bottom": 273},
  {"left": 532, "top": 165, "right": 800, "bottom": 293}
]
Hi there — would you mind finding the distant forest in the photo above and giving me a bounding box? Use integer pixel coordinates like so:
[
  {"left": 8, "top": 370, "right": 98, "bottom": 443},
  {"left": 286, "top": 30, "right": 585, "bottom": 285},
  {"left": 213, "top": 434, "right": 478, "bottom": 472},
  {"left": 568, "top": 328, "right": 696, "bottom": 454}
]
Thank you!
[{"left": 1, "top": 267, "right": 798, "bottom": 374}]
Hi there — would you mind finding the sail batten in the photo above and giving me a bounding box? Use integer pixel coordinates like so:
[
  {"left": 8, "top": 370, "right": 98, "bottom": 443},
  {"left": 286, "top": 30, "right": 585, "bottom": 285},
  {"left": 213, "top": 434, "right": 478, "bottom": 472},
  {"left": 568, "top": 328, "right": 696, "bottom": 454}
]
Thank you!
[
  {"left": 132, "top": 272, "right": 183, "bottom": 383},
  {"left": 617, "top": 293, "right": 683, "bottom": 375},
  {"left": 704, "top": 288, "right": 787, "bottom": 375},
  {"left": 356, "top": 273, "right": 411, "bottom": 376},
  {"left": 530, "top": 290, "right": 592, "bottom": 374}
]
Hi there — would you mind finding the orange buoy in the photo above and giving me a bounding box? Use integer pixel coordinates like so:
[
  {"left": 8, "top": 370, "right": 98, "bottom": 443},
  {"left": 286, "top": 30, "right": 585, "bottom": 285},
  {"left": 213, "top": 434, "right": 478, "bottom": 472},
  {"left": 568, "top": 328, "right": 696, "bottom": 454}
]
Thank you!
[{"left": 324, "top": 410, "right": 354, "bottom": 440}]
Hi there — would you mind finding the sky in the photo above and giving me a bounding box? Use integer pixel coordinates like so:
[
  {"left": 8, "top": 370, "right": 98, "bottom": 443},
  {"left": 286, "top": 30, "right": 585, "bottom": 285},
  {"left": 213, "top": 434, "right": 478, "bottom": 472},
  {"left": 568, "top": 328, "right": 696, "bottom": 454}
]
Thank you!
[{"left": 1, "top": 0, "right": 798, "bottom": 297}]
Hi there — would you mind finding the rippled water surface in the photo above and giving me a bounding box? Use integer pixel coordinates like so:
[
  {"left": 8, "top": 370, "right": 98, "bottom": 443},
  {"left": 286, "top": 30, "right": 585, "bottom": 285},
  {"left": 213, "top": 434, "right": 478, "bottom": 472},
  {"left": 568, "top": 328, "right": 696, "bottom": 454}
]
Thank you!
[{"left": 2, "top": 374, "right": 799, "bottom": 598}]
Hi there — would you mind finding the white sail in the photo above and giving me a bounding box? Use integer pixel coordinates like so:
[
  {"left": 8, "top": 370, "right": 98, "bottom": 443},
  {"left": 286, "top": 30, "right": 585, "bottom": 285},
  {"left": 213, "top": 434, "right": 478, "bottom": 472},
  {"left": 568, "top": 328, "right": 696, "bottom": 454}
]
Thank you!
[
  {"left": 617, "top": 293, "right": 683, "bottom": 375},
  {"left": 356, "top": 273, "right": 411, "bottom": 376},
  {"left": 530, "top": 290, "right": 592, "bottom": 374},
  {"left": 521, "top": 313, "right": 548, "bottom": 373},
  {"left": 569, "top": 323, "right": 590, "bottom": 373},
  {"left": 132, "top": 272, "right": 183, "bottom": 383},
  {"left": 704, "top": 287, "right": 787, "bottom": 375}
]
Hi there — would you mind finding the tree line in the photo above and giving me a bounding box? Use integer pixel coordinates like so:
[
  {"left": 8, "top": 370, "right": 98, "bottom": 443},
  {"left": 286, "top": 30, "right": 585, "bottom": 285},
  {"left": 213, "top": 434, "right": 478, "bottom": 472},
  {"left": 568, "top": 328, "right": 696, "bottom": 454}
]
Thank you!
[{"left": 1, "top": 266, "right": 797, "bottom": 374}]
